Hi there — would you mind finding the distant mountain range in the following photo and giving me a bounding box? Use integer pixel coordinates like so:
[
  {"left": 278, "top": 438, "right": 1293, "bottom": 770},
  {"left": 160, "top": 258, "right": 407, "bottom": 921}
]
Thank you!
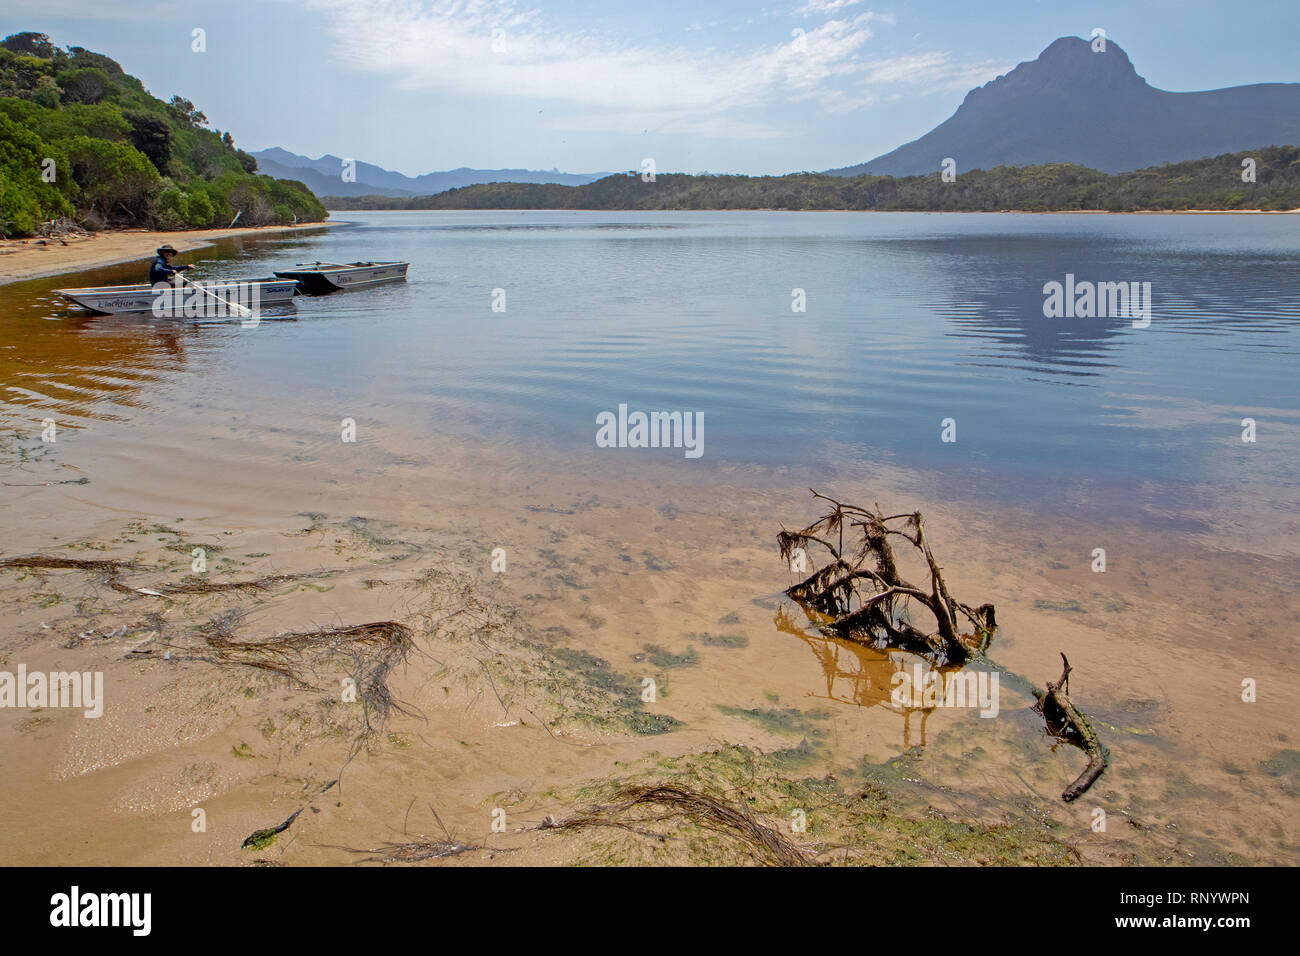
[
  {"left": 250, "top": 147, "right": 610, "bottom": 198},
  {"left": 829, "top": 36, "right": 1300, "bottom": 178},
  {"left": 258, "top": 35, "right": 1300, "bottom": 200}
]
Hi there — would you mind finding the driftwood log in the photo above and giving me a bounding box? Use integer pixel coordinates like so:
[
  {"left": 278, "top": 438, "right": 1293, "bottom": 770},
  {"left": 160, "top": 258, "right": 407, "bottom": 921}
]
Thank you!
[
  {"left": 778, "top": 491, "right": 995, "bottom": 665},
  {"left": 1033, "top": 654, "right": 1108, "bottom": 801}
]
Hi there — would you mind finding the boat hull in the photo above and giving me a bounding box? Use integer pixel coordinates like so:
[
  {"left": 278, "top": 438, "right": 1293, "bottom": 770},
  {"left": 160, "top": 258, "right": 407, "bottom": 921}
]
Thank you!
[
  {"left": 274, "top": 261, "right": 409, "bottom": 295},
  {"left": 59, "top": 278, "right": 298, "bottom": 315}
]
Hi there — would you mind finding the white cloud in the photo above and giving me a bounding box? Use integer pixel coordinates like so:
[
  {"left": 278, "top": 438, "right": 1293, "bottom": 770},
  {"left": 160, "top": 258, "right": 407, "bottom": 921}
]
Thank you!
[
  {"left": 797, "top": 2, "right": 895, "bottom": 24},
  {"left": 855, "top": 52, "right": 1007, "bottom": 92},
  {"left": 796, "top": 0, "right": 862, "bottom": 16},
  {"left": 546, "top": 111, "right": 786, "bottom": 140},
  {"left": 299, "top": 0, "right": 1001, "bottom": 138}
]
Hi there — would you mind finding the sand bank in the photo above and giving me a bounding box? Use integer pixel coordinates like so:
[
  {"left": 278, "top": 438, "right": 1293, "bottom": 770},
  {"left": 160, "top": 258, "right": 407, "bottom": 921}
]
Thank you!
[{"left": 0, "top": 221, "right": 335, "bottom": 287}]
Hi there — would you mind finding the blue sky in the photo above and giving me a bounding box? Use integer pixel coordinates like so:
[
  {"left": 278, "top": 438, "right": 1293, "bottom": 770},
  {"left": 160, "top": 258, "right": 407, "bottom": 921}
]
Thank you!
[{"left": 4, "top": 0, "right": 1297, "bottom": 176}]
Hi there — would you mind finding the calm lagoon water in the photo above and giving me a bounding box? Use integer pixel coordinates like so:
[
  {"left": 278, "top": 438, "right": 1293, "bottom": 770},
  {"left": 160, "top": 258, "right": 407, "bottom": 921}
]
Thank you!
[
  {"left": 4, "top": 210, "right": 1298, "bottom": 519},
  {"left": 5, "top": 211, "right": 1298, "bottom": 868}
]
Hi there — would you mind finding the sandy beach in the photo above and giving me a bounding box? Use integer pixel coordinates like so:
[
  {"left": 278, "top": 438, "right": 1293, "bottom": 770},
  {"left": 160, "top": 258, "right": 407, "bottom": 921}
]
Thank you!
[{"left": 0, "top": 222, "right": 335, "bottom": 287}]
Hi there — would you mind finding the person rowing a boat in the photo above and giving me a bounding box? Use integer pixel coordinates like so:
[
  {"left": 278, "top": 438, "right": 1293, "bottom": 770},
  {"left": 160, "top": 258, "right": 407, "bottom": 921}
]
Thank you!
[{"left": 149, "top": 244, "right": 193, "bottom": 286}]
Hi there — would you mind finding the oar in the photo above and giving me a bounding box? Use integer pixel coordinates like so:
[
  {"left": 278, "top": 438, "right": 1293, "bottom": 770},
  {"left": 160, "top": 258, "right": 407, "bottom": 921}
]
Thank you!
[{"left": 176, "top": 271, "right": 252, "bottom": 319}]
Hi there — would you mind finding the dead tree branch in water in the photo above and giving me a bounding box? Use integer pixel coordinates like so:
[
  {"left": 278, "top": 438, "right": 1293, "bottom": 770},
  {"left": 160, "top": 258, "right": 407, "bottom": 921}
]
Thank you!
[
  {"left": 1033, "top": 654, "right": 1108, "bottom": 802},
  {"left": 776, "top": 495, "right": 1109, "bottom": 804},
  {"left": 777, "top": 491, "right": 995, "bottom": 665}
]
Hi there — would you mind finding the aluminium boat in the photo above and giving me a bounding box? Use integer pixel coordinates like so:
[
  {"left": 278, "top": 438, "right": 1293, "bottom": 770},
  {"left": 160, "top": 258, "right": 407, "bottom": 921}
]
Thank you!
[
  {"left": 58, "top": 277, "right": 298, "bottom": 315},
  {"left": 273, "top": 261, "right": 409, "bottom": 295}
]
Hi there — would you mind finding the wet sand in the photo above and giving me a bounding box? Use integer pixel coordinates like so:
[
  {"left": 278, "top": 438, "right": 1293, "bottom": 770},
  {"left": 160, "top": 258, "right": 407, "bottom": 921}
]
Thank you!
[
  {"left": 0, "top": 222, "right": 334, "bottom": 287},
  {"left": 1, "top": 369, "right": 1295, "bottom": 866}
]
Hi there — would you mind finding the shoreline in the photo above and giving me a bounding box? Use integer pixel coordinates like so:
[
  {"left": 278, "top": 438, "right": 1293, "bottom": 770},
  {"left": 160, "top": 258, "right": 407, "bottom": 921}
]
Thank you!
[
  {"left": 326, "top": 206, "right": 1300, "bottom": 215},
  {"left": 0, "top": 221, "right": 336, "bottom": 287}
]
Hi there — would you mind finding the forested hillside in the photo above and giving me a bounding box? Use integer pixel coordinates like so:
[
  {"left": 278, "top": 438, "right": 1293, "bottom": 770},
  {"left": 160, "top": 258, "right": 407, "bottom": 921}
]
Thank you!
[
  {"left": 0, "top": 31, "right": 326, "bottom": 237},
  {"left": 326, "top": 147, "right": 1300, "bottom": 213}
]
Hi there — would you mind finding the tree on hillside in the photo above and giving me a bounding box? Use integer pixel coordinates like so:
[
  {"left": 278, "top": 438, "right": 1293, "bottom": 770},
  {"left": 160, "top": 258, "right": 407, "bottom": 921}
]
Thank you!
[
  {"left": 2, "top": 32, "right": 55, "bottom": 58},
  {"left": 56, "top": 67, "right": 110, "bottom": 104},
  {"left": 124, "top": 110, "right": 172, "bottom": 171},
  {"left": 166, "top": 95, "right": 207, "bottom": 127},
  {"left": 66, "top": 47, "right": 124, "bottom": 75},
  {"left": 30, "top": 74, "right": 60, "bottom": 108}
]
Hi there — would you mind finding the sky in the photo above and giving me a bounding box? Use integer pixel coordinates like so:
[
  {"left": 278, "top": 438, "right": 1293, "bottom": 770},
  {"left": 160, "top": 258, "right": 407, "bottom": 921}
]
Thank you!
[{"left": 3, "top": 0, "right": 1297, "bottom": 177}]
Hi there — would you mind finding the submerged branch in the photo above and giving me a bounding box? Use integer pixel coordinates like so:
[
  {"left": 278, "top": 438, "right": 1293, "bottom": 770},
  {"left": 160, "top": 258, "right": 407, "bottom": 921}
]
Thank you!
[{"left": 1033, "top": 654, "right": 1108, "bottom": 802}]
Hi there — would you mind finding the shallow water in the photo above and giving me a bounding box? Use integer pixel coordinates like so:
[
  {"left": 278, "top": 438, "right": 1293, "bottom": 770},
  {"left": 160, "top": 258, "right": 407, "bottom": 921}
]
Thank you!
[
  {"left": 0, "top": 211, "right": 1296, "bottom": 865},
  {"left": 3, "top": 211, "right": 1298, "bottom": 523}
]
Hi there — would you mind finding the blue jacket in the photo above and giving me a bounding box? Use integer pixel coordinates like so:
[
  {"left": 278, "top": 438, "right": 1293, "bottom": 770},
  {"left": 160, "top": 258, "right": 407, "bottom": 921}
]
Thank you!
[{"left": 149, "top": 255, "right": 181, "bottom": 285}]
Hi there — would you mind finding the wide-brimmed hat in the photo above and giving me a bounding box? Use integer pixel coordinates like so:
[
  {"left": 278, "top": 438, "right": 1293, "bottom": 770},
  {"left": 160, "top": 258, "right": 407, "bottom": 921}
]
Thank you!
[{"left": 156, "top": 244, "right": 179, "bottom": 255}]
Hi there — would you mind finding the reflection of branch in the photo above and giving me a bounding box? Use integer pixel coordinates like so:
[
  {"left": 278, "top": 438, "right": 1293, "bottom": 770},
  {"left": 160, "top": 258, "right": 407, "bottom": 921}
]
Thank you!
[{"left": 780, "top": 620, "right": 916, "bottom": 716}]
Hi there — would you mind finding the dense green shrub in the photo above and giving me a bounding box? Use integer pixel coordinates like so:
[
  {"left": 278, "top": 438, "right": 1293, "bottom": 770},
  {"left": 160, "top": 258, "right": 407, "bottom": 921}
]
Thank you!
[
  {"left": 0, "top": 110, "right": 72, "bottom": 235},
  {"left": 64, "top": 134, "right": 159, "bottom": 218},
  {"left": 153, "top": 184, "right": 216, "bottom": 228},
  {"left": 55, "top": 66, "right": 110, "bottom": 104}
]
